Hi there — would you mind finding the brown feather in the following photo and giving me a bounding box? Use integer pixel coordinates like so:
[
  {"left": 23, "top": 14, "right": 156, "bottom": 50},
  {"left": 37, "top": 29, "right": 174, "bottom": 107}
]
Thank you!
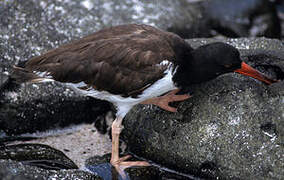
[{"left": 19, "top": 24, "right": 192, "bottom": 97}]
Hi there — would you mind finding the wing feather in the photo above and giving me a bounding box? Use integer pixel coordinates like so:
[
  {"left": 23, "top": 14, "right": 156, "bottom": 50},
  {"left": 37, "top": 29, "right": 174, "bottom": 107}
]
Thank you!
[{"left": 24, "top": 24, "right": 188, "bottom": 97}]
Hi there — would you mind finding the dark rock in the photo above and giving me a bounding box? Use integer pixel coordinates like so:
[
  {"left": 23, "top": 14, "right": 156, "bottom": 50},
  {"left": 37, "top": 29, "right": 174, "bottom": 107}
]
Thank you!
[
  {"left": 276, "top": 1, "right": 284, "bottom": 38},
  {"left": 0, "top": 165, "right": 34, "bottom": 180},
  {"left": 202, "top": 0, "right": 281, "bottom": 38},
  {"left": 0, "top": 159, "right": 101, "bottom": 180},
  {"left": 122, "top": 38, "right": 284, "bottom": 180},
  {"left": 0, "top": 0, "right": 281, "bottom": 136},
  {"left": 0, "top": 0, "right": 115, "bottom": 135},
  {"left": 0, "top": 86, "right": 111, "bottom": 135},
  {"left": 0, "top": 0, "right": 282, "bottom": 178},
  {"left": 0, "top": 72, "right": 9, "bottom": 91},
  {"left": 0, "top": 82, "right": 112, "bottom": 135},
  {"left": 0, "top": 144, "right": 78, "bottom": 170},
  {"left": 86, "top": 153, "right": 195, "bottom": 180}
]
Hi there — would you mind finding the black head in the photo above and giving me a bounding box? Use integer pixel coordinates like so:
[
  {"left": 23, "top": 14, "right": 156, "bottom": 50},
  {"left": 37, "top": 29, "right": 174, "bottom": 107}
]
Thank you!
[{"left": 173, "top": 42, "right": 276, "bottom": 87}]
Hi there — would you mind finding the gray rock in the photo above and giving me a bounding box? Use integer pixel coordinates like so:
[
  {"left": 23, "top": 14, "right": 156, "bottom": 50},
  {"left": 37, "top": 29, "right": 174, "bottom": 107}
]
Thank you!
[
  {"left": 122, "top": 38, "right": 284, "bottom": 180},
  {"left": 0, "top": 0, "right": 280, "bottom": 74},
  {"left": 0, "top": 0, "right": 282, "bottom": 179},
  {"left": 0, "top": 159, "right": 101, "bottom": 180},
  {"left": 202, "top": 0, "right": 281, "bottom": 38},
  {"left": 0, "top": 0, "right": 281, "bottom": 135}
]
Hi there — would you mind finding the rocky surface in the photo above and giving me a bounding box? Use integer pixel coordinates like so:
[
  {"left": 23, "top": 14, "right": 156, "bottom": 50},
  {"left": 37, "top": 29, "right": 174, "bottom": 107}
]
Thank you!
[
  {"left": 21, "top": 124, "right": 113, "bottom": 169},
  {"left": 0, "top": 81, "right": 112, "bottom": 135},
  {"left": 0, "top": 144, "right": 78, "bottom": 170},
  {"left": 0, "top": 0, "right": 282, "bottom": 135},
  {"left": 0, "top": 159, "right": 101, "bottom": 180},
  {"left": 0, "top": 0, "right": 282, "bottom": 136},
  {"left": 0, "top": 0, "right": 283, "bottom": 179},
  {"left": 0, "top": 0, "right": 281, "bottom": 69},
  {"left": 202, "top": 0, "right": 281, "bottom": 38},
  {"left": 0, "top": 144, "right": 102, "bottom": 179},
  {"left": 122, "top": 38, "right": 284, "bottom": 179}
]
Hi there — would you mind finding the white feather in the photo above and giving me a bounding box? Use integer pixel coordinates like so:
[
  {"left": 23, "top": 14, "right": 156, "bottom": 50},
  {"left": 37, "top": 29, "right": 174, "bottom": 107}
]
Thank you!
[{"left": 33, "top": 71, "right": 53, "bottom": 79}]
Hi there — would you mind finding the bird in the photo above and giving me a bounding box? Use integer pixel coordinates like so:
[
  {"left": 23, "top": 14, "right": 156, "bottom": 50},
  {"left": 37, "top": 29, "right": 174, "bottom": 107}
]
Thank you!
[{"left": 11, "top": 24, "right": 277, "bottom": 175}]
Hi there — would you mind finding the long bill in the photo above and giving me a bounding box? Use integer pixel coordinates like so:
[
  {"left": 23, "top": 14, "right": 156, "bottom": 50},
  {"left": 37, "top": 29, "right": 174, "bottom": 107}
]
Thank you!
[{"left": 234, "top": 62, "right": 277, "bottom": 85}]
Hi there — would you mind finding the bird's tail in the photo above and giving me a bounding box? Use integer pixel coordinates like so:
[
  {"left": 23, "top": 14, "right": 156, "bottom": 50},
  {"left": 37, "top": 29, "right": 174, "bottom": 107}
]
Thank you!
[
  {"left": 10, "top": 65, "right": 41, "bottom": 84},
  {"left": 0, "top": 65, "right": 33, "bottom": 92}
]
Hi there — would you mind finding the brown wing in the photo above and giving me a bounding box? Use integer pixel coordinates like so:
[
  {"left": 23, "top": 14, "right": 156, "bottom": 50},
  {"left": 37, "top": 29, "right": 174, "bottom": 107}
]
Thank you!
[{"left": 24, "top": 24, "right": 188, "bottom": 97}]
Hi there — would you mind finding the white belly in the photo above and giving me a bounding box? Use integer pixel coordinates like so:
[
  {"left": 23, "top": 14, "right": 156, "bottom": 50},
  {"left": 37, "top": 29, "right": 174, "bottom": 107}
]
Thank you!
[{"left": 67, "top": 65, "right": 177, "bottom": 117}]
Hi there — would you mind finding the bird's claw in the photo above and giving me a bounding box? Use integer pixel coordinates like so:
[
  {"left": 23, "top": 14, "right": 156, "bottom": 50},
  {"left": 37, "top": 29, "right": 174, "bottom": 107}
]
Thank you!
[
  {"left": 141, "top": 89, "right": 191, "bottom": 112},
  {"left": 111, "top": 155, "right": 150, "bottom": 178}
]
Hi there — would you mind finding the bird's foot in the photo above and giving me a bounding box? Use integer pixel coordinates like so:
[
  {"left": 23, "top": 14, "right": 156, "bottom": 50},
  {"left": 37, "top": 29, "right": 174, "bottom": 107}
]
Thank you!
[
  {"left": 111, "top": 155, "right": 150, "bottom": 178},
  {"left": 110, "top": 117, "right": 150, "bottom": 178},
  {"left": 141, "top": 89, "right": 191, "bottom": 112}
]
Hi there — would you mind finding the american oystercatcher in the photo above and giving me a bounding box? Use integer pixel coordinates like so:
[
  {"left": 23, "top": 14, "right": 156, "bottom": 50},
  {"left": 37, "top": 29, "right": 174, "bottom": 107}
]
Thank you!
[{"left": 11, "top": 24, "right": 276, "bottom": 174}]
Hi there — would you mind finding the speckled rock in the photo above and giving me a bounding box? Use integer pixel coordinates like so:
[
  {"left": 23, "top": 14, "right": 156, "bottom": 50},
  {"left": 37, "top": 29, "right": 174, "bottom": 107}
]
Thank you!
[
  {"left": 0, "top": 0, "right": 281, "bottom": 135},
  {"left": 0, "top": 81, "right": 112, "bottom": 135},
  {"left": 0, "top": 159, "right": 101, "bottom": 180},
  {"left": 0, "top": 0, "right": 281, "bottom": 73},
  {"left": 0, "top": 144, "right": 77, "bottom": 170},
  {"left": 0, "top": 165, "right": 33, "bottom": 180},
  {"left": 0, "top": 0, "right": 115, "bottom": 135},
  {"left": 202, "top": 0, "right": 281, "bottom": 38},
  {"left": 122, "top": 38, "right": 284, "bottom": 180}
]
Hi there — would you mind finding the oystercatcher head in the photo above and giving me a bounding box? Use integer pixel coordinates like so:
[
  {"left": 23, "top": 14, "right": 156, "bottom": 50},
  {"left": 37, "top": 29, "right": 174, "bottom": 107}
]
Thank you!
[
  {"left": 11, "top": 24, "right": 277, "bottom": 176},
  {"left": 173, "top": 42, "right": 274, "bottom": 87}
]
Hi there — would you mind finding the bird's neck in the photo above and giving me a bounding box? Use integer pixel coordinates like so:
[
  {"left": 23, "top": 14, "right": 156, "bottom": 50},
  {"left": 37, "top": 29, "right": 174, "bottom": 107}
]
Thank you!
[{"left": 172, "top": 56, "right": 218, "bottom": 88}]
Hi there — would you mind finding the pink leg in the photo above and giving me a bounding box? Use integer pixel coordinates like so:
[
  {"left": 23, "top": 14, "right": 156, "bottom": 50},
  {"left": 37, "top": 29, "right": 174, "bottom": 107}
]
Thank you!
[
  {"left": 141, "top": 89, "right": 191, "bottom": 112},
  {"left": 110, "top": 117, "right": 150, "bottom": 177}
]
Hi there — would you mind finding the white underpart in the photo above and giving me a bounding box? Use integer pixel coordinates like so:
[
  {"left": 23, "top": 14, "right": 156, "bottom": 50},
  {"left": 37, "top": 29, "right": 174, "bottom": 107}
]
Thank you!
[
  {"left": 159, "top": 60, "right": 171, "bottom": 66},
  {"left": 33, "top": 71, "right": 53, "bottom": 79},
  {"left": 67, "top": 63, "right": 177, "bottom": 118},
  {"left": 39, "top": 79, "right": 55, "bottom": 83}
]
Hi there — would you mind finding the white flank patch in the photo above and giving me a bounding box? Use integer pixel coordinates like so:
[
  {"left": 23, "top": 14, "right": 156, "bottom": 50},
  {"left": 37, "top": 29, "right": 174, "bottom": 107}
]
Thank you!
[
  {"left": 159, "top": 60, "right": 171, "bottom": 66},
  {"left": 33, "top": 71, "right": 53, "bottom": 79},
  {"left": 30, "top": 71, "right": 54, "bottom": 83},
  {"left": 67, "top": 65, "right": 177, "bottom": 118},
  {"left": 39, "top": 79, "right": 55, "bottom": 83}
]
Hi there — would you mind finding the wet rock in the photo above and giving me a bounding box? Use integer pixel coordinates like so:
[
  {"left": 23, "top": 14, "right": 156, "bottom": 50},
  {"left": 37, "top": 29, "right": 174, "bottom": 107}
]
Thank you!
[
  {"left": 0, "top": 159, "right": 101, "bottom": 180},
  {"left": 86, "top": 153, "right": 194, "bottom": 180},
  {"left": 0, "top": 82, "right": 112, "bottom": 135},
  {"left": 0, "top": 144, "right": 77, "bottom": 170},
  {"left": 0, "top": 0, "right": 281, "bottom": 136},
  {"left": 202, "top": 0, "right": 281, "bottom": 38},
  {"left": 122, "top": 38, "right": 284, "bottom": 180}
]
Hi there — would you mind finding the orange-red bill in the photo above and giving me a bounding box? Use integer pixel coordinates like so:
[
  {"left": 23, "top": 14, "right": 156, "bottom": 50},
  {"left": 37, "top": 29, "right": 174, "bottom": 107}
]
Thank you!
[{"left": 234, "top": 62, "right": 277, "bottom": 85}]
